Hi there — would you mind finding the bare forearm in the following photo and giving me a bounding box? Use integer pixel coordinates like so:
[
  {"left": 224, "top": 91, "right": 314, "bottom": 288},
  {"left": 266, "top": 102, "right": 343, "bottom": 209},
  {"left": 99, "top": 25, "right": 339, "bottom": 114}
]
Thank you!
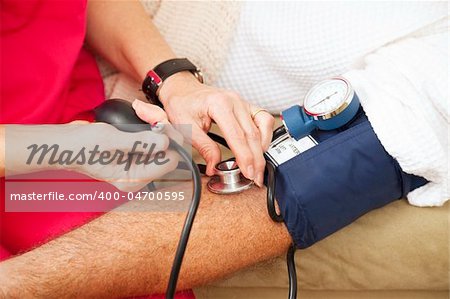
[
  {"left": 0, "top": 178, "right": 291, "bottom": 298},
  {"left": 86, "top": 0, "right": 176, "bottom": 81}
]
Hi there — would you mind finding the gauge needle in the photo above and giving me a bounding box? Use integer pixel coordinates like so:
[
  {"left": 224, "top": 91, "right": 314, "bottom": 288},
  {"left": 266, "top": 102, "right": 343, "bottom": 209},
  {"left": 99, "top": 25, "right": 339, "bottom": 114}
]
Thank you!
[{"left": 311, "top": 91, "right": 338, "bottom": 108}]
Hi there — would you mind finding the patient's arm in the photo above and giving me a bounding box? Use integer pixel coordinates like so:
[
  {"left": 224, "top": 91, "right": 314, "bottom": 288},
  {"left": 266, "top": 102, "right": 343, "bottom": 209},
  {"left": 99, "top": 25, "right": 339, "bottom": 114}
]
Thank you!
[{"left": 0, "top": 178, "right": 291, "bottom": 298}]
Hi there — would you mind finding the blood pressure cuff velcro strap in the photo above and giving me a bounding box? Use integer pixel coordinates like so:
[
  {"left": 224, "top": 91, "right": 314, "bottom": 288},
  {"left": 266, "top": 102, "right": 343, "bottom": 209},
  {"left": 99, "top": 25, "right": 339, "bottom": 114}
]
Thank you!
[{"left": 274, "top": 111, "right": 427, "bottom": 249}]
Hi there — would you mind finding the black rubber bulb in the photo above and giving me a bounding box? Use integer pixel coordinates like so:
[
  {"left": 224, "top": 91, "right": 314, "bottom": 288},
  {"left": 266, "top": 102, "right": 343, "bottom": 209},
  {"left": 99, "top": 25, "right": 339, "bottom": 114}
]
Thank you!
[
  {"left": 94, "top": 98, "right": 149, "bottom": 132},
  {"left": 94, "top": 98, "right": 156, "bottom": 192}
]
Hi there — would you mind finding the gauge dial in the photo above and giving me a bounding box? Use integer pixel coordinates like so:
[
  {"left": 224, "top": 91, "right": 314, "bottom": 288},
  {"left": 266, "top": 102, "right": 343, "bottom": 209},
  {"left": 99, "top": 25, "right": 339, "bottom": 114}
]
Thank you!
[{"left": 304, "top": 78, "right": 350, "bottom": 116}]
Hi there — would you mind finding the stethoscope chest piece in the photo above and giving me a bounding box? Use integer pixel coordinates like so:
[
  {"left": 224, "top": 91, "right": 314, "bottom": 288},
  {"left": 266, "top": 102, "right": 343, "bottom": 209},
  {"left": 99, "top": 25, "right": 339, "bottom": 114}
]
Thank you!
[{"left": 207, "top": 160, "right": 253, "bottom": 194}]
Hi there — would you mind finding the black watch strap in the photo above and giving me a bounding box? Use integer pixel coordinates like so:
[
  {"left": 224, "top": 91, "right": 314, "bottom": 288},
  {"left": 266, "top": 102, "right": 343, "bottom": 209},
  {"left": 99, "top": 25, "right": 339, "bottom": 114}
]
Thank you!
[{"left": 142, "top": 58, "right": 203, "bottom": 107}]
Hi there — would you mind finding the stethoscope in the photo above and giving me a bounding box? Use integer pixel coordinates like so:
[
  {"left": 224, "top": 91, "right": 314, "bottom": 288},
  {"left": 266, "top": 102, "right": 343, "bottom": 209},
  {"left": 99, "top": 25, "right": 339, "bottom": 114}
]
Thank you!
[
  {"left": 207, "top": 159, "right": 253, "bottom": 194},
  {"left": 205, "top": 131, "right": 298, "bottom": 299},
  {"left": 94, "top": 76, "right": 360, "bottom": 299}
]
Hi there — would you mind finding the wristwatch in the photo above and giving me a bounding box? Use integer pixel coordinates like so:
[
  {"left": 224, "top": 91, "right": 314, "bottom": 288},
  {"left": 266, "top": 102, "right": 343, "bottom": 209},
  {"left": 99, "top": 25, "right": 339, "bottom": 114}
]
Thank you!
[
  {"left": 281, "top": 76, "right": 360, "bottom": 140},
  {"left": 142, "top": 58, "right": 204, "bottom": 107}
]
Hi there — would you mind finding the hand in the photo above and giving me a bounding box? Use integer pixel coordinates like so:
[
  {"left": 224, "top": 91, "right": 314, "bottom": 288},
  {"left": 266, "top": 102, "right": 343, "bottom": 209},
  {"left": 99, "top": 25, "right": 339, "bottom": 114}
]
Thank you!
[
  {"left": 71, "top": 122, "right": 180, "bottom": 192},
  {"left": 73, "top": 104, "right": 182, "bottom": 191},
  {"left": 156, "top": 72, "right": 274, "bottom": 186},
  {"left": 6, "top": 107, "right": 180, "bottom": 192}
]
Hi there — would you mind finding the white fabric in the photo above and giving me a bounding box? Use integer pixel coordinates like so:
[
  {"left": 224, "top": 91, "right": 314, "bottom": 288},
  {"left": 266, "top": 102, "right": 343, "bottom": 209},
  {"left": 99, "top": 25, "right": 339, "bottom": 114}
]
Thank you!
[
  {"left": 216, "top": 2, "right": 449, "bottom": 206},
  {"left": 345, "top": 20, "right": 449, "bottom": 207}
]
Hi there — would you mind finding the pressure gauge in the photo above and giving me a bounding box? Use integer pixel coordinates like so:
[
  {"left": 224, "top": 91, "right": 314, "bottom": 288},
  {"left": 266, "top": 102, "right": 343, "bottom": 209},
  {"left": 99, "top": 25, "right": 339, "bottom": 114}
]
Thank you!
[{"left": 281, "top": 77, "right": 360, "bottom": 140}]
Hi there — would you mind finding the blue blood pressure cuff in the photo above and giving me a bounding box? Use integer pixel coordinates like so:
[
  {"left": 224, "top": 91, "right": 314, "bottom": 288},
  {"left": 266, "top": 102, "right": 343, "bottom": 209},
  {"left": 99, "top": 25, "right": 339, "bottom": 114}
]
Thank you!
[{"left": 271, "top": 110, "right": 427, "bottom": 249}]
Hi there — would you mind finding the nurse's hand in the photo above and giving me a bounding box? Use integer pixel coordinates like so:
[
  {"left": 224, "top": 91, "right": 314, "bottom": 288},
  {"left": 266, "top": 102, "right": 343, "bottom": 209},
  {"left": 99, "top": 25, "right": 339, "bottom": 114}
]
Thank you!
[
  {"left": 73, "top": 104, "right": 182, "bottom": 191},
  {"left": 70, "top": 122, "right": 180, "bottom": 192},
  {"left": 5, "top": 107, "right": 181, "bottom": 192},
  {"left": 157, "top": 72, "right": 274, "bottom": 186}
]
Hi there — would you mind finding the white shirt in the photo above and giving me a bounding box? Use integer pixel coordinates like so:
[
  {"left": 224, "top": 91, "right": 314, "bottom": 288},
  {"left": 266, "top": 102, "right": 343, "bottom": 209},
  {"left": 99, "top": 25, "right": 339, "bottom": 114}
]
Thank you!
[{"left": 216, "top": 1, "right": 449, "bottom": 206}]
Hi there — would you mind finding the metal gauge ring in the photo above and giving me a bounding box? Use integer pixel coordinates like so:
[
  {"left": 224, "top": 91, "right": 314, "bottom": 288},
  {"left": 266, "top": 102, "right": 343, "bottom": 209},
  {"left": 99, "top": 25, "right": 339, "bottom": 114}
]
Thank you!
[{"left": 281, "top": 77, "right": 360, "bottom": 140}]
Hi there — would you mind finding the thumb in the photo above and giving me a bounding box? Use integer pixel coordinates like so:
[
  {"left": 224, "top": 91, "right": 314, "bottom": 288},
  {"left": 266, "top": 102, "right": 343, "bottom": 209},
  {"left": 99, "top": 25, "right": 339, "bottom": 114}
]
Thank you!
[
  {"left": 192, "top": 126, "right": 221, "bottom": 176},
  {"left": 132, "top": 99, "right": 183, "bottom": 145},
  {"left": 132, "top": 99, "right": 168, "bottom": 124},
  {"left": 69, "top": 120, "right": 90, "bottom": 124}
]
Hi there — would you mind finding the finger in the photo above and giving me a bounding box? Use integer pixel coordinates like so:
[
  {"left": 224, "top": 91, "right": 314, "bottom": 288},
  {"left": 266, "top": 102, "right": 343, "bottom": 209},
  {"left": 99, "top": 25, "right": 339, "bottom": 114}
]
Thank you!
[
  {"left": 132, "top": 99, "right": 168, "bottom": 123},
  {"left": 93, "top": 123, "right": 170, "bottom": 152},
  {"left": 252, "top": 108, "right": 275, "bottom": 151},
  {"left": 129, "top": 130, "right": 170, "bottom": 151},
  {"left": 110, "top": 149, "right": 180, "bottom": 192},
  {"left": 191, "top": 125, "right": 221, "bottom": 176},
  {"left": 234, "top": 104, "right": 267, "bottom": 186},
  {"left": 208, "top": 99, "right": 255, "bottom": 180},
  {"left": 132, "top": 99, "right": 183, "bottom": 145},
  {"left": 69, "top": 120, "right": 90, "bottom": 124}
]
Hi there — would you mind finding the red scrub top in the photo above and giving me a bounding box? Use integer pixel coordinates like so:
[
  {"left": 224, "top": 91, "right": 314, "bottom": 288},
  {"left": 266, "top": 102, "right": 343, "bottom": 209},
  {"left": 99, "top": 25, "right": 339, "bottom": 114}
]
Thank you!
[
  {"left": 1, "top": 0, "right": 104, "bottom": 257},
  {"left": 0, "top": 2, "right": 194, "bottom": 298}
]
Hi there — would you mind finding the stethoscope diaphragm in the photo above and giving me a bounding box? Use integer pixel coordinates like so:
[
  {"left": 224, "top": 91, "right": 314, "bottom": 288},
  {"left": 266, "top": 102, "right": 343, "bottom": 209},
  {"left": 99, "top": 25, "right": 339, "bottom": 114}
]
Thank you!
[{"left": 207, "top": 160, "right": 253, "bottom": 194}]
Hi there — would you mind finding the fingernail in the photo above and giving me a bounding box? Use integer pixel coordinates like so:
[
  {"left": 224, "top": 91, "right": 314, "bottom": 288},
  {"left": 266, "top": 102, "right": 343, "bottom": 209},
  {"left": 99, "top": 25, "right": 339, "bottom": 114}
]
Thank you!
[
  {"left": 246, "top": 165, "right": 255, "bottom": 180},
  {"left": 132, "top": 99, "right": 140, "bottom": 110},
  {"left": 254, "top": 173, "right": 263, "bottom": 187}
]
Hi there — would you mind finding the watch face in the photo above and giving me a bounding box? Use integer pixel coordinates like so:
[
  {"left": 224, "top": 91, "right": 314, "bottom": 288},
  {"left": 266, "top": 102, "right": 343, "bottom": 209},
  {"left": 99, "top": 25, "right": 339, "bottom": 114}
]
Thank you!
[{"left": 304, "top": 78, "right": 351, "bottom": 116}]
